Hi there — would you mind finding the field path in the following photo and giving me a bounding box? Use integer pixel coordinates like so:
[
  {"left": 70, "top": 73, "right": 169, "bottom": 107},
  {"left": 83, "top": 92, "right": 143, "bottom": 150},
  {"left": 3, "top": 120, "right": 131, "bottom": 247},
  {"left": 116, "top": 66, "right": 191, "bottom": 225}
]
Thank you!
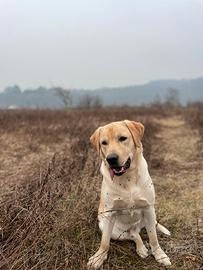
[
  {"left": 150, "top": 115, "right": 203, "bottom": 269},
  {"left": 152, "top": 115, "right": 203, "bottom": 187}
]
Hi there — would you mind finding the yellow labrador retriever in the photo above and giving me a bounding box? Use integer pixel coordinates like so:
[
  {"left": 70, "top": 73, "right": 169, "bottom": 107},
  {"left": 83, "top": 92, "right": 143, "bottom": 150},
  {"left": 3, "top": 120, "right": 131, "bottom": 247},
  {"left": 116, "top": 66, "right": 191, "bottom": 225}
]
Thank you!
[{"left": 87, "top": 120, "right": 171, "bottom": 269}]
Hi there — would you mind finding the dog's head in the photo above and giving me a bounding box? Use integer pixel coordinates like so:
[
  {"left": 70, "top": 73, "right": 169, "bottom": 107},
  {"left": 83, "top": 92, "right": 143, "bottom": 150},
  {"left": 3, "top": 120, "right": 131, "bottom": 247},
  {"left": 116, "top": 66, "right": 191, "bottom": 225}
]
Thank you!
[{"left": 90, "top": 120, "right": 144, "bottom": 178}]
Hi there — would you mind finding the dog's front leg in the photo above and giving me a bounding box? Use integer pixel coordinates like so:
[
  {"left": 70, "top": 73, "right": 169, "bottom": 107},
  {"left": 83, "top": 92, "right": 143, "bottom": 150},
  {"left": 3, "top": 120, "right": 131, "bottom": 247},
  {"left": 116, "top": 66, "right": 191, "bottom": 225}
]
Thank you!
[
  {"left": 144, "top": 206, "right": 171, "bottom": 266},
  {"left": 87, "top": 213, "right": 115, "bottom": 270}
]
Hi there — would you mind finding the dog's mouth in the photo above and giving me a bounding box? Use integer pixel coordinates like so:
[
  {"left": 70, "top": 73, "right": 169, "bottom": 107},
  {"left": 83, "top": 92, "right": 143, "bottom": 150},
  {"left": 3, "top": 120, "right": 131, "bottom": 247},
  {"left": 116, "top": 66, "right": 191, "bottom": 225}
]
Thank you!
[{"left": 109, "top": 157, "right": 131, "bottom": 179}]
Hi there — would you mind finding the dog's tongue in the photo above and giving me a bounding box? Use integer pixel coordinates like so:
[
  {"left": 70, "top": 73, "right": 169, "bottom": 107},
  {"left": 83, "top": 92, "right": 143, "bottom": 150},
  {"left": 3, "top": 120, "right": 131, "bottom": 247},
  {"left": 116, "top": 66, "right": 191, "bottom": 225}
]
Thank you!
[
  {"left": 109, "top": 168, "right": 115, "bottom": 180},
  {"left": 109, "top": 167, "right": 125, "bottom": 180}
]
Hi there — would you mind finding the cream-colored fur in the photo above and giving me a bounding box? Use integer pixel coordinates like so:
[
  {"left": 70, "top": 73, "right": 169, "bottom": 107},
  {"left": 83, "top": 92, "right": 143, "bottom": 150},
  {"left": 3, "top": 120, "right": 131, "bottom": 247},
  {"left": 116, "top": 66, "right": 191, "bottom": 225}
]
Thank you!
[{"left": 87, "top": 120, "right": 171, "bottom": 269}]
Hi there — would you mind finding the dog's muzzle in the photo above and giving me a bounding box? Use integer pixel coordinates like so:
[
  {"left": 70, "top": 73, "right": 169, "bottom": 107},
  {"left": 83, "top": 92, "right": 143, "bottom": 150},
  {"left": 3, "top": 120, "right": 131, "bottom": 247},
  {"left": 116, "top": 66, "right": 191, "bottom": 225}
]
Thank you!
[{"left": 109, "top": 157, "right": 131, "bottom": 179}]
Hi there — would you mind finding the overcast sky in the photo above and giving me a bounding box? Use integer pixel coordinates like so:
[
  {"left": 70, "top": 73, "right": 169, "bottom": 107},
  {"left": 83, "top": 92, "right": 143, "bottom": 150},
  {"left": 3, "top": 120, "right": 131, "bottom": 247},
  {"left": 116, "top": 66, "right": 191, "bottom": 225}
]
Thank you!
[{"left": 0, "top": 0, "right": 203, "bottom": 90}]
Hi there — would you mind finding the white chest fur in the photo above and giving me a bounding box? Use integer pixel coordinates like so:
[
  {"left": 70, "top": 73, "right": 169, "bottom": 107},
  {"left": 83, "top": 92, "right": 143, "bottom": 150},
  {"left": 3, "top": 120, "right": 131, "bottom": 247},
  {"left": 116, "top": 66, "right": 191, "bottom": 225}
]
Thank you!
[{"left": 100, "top": 155, "right": 155, "bottom": 213}]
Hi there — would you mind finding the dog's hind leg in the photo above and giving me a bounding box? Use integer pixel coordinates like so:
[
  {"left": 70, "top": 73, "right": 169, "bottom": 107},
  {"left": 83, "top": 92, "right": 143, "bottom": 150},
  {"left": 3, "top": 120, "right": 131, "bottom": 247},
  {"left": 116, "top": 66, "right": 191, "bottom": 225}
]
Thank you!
[{"left": 129, "top": 230, "right": 148, "bottom": 258}]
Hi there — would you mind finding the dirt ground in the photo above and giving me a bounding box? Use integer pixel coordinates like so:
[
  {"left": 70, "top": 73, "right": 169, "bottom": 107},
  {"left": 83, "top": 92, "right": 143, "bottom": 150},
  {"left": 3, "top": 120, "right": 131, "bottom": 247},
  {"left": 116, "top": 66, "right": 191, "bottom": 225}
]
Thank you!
[
  {"left": 150, "top": 115, "right": 203, "bottom": 269},
  {"left": 0, "top": 108, "right": 202, "bottom": 270}
]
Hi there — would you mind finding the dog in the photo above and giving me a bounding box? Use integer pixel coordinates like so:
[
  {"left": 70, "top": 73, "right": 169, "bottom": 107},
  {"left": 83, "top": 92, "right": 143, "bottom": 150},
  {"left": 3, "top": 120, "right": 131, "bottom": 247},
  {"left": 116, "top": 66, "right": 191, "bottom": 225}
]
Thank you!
[{"left": 87, "top": 120, "right": 171, "bottom": 269}]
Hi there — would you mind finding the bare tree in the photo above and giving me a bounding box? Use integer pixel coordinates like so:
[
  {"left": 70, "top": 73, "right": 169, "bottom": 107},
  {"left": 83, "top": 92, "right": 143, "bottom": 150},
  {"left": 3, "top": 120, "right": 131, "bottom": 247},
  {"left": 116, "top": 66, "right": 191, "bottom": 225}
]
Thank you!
[
  {"left": 165, "top": 88, "right": 180, "bottom": 106},
  {"left": 78, "top": 94, "right": 92, "bottom": 108},
  {"left": 55, "top": 87, "right": 72, "bottom": 108},
  {"left": 152, "top": 93, "right": 162, "bottom": 106},
  {"left": 92, "top": 96, "right": 103, "bottom": 108},
  {"left": 78, "top": 94, "right": 103, "bottom": 108}
]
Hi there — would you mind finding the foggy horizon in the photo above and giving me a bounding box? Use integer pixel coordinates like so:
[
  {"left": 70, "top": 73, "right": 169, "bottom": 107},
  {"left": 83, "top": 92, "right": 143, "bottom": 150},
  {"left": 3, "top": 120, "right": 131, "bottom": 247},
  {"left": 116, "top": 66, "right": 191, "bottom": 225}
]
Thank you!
[
  {"left": 1, "top": 76, "right": 203, "bottom": 92},
  {"left": 1, "top": 0, "right": 203, "bottom": 90}
]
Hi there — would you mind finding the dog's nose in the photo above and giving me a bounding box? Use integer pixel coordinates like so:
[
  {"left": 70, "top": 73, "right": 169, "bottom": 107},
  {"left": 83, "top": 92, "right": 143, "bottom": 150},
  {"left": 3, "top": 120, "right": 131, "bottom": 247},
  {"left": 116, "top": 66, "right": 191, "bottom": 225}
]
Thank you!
[{"left": 106, "top": 153, "right": 119, "bottom": 166}]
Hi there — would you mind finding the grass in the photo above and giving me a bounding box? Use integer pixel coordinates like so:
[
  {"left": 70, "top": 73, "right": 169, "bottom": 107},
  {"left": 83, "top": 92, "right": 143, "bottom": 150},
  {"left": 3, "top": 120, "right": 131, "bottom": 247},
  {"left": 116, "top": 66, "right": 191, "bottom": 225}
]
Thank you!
[{"left": 0, "top": 106, "right": 202, "bottom": 270}]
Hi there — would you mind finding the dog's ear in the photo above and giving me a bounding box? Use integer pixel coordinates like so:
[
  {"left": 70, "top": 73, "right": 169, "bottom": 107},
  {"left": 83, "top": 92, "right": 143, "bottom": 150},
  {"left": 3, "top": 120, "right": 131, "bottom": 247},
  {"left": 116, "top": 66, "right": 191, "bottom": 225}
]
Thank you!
[
  {"left": 124, "top": 120, "right": 144, "bottom": 147},
  {"left": 90, "top": 127, "right": 101, "bottom": 154}
]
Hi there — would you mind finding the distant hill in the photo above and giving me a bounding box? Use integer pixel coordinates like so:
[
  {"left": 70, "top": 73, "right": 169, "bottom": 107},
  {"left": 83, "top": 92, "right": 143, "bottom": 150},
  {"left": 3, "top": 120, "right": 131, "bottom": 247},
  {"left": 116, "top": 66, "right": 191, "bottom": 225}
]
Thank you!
[{"left": 0, "top": 78, "right": 203, "bottom": 108}]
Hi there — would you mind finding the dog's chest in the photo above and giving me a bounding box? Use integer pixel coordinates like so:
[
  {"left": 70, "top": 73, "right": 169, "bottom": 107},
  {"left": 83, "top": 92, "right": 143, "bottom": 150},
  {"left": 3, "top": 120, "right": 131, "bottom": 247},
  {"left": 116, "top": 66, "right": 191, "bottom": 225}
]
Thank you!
[{"left": 105, "top": 183, "right": 151, "bottom": 211}]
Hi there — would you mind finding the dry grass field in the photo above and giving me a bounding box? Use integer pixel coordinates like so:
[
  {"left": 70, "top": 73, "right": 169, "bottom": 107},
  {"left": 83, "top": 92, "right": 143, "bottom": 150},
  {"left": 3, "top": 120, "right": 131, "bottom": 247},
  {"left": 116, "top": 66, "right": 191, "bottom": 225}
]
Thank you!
[{"left": 0, "top": 106, "right": 202, "bottom": 270}]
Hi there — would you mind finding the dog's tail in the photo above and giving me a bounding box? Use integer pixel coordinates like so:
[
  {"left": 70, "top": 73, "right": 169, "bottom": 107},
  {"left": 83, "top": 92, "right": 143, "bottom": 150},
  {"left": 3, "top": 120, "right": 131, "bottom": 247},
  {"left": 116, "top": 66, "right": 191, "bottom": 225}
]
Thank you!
[{"left": 156, "top": 222, "right": 171, "bottom": 236}]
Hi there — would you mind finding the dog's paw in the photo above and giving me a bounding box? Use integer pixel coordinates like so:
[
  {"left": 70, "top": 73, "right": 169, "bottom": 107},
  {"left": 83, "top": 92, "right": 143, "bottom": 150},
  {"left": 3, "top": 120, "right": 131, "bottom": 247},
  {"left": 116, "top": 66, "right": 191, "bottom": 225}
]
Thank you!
[
  {"left": 136, "top": 245, "right": 149, "bottom": 258},
  {"left": 152, "top": 247, "right": 171, "bottom": 266},
  {"left": 87, "top": 250, "right": 108, "bottom": 270}
]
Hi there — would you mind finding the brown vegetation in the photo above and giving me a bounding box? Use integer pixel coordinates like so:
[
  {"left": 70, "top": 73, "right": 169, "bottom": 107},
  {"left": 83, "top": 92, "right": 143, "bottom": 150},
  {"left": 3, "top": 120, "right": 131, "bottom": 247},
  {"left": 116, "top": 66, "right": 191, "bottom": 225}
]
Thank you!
[
  {"left": 0, "top": 106, "right": 202, "bottom": 270},
  {"left": 184, "top": 103, "right": 203, "bottom": 139}
]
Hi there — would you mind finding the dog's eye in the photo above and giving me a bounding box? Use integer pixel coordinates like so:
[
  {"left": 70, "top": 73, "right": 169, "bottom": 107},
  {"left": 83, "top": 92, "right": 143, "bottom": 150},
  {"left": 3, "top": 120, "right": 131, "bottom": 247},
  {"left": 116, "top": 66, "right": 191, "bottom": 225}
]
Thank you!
[
  {"left": 101, "top": 140, "right": 108, "bottom": 146},
  {"left": 119, "top": 136, "right": 127, "bottom": 142}
]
